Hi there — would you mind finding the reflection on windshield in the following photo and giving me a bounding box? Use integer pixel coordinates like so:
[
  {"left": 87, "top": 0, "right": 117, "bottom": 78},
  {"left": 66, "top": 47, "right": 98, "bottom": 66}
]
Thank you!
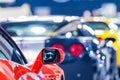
[
  {"left": 2, "top": 21, "right": 68, "bottom": 37},
  {"left": 55, "top": 21, "right": 94, "bottom": 37},
  {"left": 84, "top": 22, "right": 110, "bottom": 30}
]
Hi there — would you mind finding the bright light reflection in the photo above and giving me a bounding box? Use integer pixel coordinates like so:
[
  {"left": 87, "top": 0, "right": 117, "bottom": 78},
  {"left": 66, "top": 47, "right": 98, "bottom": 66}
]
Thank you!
[
  {"left": 95, "top": 30, "right": 104, "bottom": 35},
  {"left": 64, "top": 16, "right": 72, "bottom": 22},
  {"left": 53, "top": 16, "right": 64, "bottom": 22},
  {"left": 77, "top": 24, "right": 82, "bottom": 29},
  {"left": 93, "top": 17, "right": 100, "bottom": 21},
  {"left": 65, "top": 16, "right": 79, "bottom": 22},
  {"left": 30, "top": 27, "right": 46, "bottom": 34},
  {"left": 89, "top": 51, "right": 94, "bottom": 56},
  {"left": 93, "top": 39, "right": 99, "bottom": 44},
  {"left": 65, "top": 32, "right": 72, "bottom": 38},
  {"left": 102, "top": 56, "right": 105, "bottom": 60},
  {"left": 109, "top": 29, "right": 115, "bottom": 34},
  {"left": 93, "top": 17, "right": 106, "bottom": 22},
  {"left": 109, "top": 23, "right": 118, "bottom": 30},
  {"left": 80, "top": 18, "right": 85, "bottom": 22},
  {"left": 106, "top": 41, "right": 113, "bottom": 47},
  {"left": 83, "top": 24, "right": 95, "bottom": 35}
]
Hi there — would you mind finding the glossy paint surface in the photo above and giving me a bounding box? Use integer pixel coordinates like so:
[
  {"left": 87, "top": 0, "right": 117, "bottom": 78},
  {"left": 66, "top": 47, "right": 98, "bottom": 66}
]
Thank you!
[{"left": 0, "top": 59, "right": 42, "bottom": 80}]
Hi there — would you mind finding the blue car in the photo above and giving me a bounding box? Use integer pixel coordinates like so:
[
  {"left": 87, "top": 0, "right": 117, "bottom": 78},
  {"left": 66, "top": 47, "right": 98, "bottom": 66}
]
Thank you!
[{"left": 45, "top": 20, "right": 118, "bottom": 80}]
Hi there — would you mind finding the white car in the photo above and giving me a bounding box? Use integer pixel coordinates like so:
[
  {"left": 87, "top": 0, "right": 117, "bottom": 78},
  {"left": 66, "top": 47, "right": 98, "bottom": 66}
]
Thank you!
[{"left": 1, "top": 15, "right": 79, "bottom": 63}]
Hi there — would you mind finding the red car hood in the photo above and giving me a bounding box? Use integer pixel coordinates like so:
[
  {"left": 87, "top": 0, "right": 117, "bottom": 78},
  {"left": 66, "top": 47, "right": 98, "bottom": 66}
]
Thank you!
[
  {"left": 0, "top": 59, "right": 42, "bottom": 80},
  {"left": 40, "top": 64, "right": 64, "bottom": 80}
]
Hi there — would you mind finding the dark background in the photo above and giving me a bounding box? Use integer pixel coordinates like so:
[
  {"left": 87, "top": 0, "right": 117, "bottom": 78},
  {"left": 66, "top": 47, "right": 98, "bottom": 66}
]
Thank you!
[{"left": 9, "top": 0, "right": 120, "bottom": 16}]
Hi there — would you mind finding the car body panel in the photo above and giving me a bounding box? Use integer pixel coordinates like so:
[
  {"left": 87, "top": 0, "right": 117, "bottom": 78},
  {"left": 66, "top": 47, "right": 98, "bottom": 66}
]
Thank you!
[
  {"left": 41, "top": 64, "right": 65, "bottom": 80},
  {"left": 0, "top": 27, "right": 65, "bottom": 80},
  {"left": 0, "top": 58, "right": 42, "bottom": 80}
]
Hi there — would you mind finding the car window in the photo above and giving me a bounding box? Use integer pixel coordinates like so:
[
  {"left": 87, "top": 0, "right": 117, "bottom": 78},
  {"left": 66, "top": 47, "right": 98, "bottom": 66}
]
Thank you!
[
  {"left": 59, "top": 28, "right": 94, "bottom": 37},
  {"left": 55, "top": 20, "right": 79, "bottom": 35},
  {"left": 2, "top": 21, "right": 68, "bottom": 37},
  {"left": 77, "top": 28, "right": 93, "bottom": 36},
  {"left": 0, "top": 50, "right": 8, "bottom": 59},
  {"left": 84, "top": 22, "right": 110, "bottom": 30},
  {"left": 55, "top": 21, "right": 95, "bottom": 37},
  {"left": 0, "top": 30, "right": 26, "bottom": 64}
]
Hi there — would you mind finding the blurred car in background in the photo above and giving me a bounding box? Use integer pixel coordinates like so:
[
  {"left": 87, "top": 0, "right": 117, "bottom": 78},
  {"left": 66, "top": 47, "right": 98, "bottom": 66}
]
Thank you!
[
  {"left": 0, "top": 27, "right": 65, "bottom": 80},
  {"left": 110, "top": 18, "right": 120, "bottom": 37},
  {"left": 80, "top": 16, "right": 118, "bottom": 41},
  {"left": 45, "top": 20, "right": 118, "bottom": 80},
  {"left": 81, "top": 16, "right": 120, "bottom": 76},
  {"left": 99, "top": 38, "right": 119, "bottom": 80},
  {"left": 0, "top": 15, "right": 79, "bottom": 63},
  {"left": 110, "top": 17, "right": 120, "bottom": 76}
]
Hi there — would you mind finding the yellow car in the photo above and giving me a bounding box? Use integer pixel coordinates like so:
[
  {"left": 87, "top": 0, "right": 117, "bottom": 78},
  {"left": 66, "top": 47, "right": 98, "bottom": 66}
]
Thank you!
[
  {"left": 81, "top": 17, "right": 118, "bottom": 40},
  {"left": 81, "top": 16, "right": 120, "bottom": 71},
  {"left": 113, "top": 39, "right": 120, "bottom": 67}
]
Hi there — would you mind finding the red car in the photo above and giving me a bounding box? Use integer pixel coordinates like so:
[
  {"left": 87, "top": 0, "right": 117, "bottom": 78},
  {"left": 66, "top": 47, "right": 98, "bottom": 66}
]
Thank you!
[{"left": 0, "top": 27, "right": 65, "bottom": 80}]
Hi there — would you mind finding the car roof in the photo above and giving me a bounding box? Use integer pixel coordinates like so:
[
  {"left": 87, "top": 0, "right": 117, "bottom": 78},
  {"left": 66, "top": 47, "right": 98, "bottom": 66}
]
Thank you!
[{"left": 0, "top": 15, "right": 80, "bottom": 23}]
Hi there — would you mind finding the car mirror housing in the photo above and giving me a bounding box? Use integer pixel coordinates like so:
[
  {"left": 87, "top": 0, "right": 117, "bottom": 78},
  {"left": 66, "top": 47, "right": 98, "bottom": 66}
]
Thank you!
[
  {"left": 31, "top": 47, "right": 64, "bottom": 73},
  {"left": 105, "top": 38, "right": 116, "bottom": 42}
]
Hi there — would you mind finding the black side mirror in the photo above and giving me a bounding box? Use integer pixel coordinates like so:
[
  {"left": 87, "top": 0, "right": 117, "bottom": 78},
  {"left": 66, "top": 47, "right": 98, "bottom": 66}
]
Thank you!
[
  {"left": 105, "top": 38, "right": 116, "bottom": 43},
  {"left": 103, "top": 38, "right": 116, "bottom": 47}
]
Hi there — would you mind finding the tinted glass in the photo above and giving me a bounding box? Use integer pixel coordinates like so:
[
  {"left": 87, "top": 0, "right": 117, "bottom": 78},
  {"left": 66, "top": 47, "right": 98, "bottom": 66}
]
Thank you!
[
  {"left": 0, "top": 50, "right": 7, "bottom": 59},
  {"left": 77, "top": 28, "right": 93, "bottom": 36},
  {"left": 0, "top": 29, "right": 25, "bottom": 64},
  {"left": 84, "top": 22, "right": 110, "bottom": 30},
  {"left": 55, "top": 20, "right": 94, "bottom": 37},
  {"left": 59, "top": 29, "right": 94, "bottom": 37},
  {"left": 42, "top": 49, "right": 60, "bottom": 64},
  {"left": 2, "top": 21, "right": 68, "bottom": 37}
]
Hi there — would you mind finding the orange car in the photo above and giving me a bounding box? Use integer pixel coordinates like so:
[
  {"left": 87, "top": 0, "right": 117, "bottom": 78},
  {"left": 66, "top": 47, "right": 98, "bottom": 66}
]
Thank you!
[{"left": 0, "top": 27, "right": 65, "bottom": 80}]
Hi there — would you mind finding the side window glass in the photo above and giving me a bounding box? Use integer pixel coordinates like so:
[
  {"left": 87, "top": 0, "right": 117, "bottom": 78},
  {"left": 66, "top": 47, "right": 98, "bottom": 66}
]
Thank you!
[
  {"left": 0, "top": 31, "right": 25, "bottom": 64},
  {"left": 0, "top": 51, "right": 7, "bottom": 59}
]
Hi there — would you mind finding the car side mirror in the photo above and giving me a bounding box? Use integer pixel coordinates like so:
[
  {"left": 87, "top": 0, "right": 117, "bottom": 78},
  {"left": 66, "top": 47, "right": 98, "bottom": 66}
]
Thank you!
[
  {"left": 31, "top": 47, "right": 64, "bottom": 73},
  {"left": 105, "top": 38, "right": 116, "bottom": 43},
  {"left": 42, "top": 48, "right": 62, "bottom": 64},
  {"left": 102, "top": 38, "right": 116, "bottom": 47}
]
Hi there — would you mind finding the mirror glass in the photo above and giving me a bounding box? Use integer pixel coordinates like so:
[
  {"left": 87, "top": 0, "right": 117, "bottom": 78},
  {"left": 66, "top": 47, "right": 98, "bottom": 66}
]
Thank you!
[{"left": 42, "top": 49, "right": 60, "bottom": 64}]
